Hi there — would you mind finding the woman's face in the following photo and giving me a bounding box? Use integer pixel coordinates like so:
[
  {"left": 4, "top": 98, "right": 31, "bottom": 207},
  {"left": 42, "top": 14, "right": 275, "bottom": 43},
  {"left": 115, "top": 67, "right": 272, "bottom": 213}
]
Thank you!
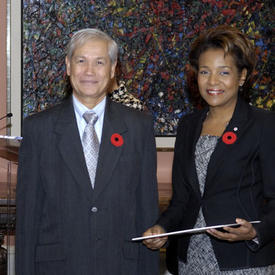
[{"left": 197, "top": 48, "right": 247, "bottom": 110}]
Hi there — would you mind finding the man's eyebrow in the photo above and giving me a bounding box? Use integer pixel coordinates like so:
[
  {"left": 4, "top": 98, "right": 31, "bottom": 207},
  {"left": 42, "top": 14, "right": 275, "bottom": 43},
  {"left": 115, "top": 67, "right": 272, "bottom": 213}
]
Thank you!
[{"left": 73, "top": 55, "right": 107, "bottom": 59}]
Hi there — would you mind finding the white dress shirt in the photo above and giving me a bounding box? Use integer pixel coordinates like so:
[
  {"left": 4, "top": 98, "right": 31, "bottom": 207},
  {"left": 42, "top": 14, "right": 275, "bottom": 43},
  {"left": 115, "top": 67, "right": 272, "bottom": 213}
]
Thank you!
[{"left": 72, "top": 95, "right": 106, "bottom": 144}]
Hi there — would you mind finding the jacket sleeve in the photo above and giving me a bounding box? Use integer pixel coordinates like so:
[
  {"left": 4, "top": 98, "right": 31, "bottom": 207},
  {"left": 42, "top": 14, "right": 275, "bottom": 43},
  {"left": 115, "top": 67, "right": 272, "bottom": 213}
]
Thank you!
[
  {"left": 16, "top": 117, "right": 44, "bottom": 275},
  {"left": 136, "top": 116, "right": 159, "bottom": 275},
  {"left": 157, "top": 118, "right": 193, "bottom": 232},
  {"left": 253, "top": 111, "right": 275, "bottom": 248}
]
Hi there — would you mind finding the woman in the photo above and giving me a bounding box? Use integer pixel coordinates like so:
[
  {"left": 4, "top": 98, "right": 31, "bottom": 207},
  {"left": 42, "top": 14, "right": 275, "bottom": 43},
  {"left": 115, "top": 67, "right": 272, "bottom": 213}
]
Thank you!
[
  {"left": 108, "top": 59, "right": 144, "bottom": 111},
  {"left": 108, "top": 79, "right": 144, "bottom": 111},
  {"left": 143, "top": 25, "right": 275, "bottom": 274}
]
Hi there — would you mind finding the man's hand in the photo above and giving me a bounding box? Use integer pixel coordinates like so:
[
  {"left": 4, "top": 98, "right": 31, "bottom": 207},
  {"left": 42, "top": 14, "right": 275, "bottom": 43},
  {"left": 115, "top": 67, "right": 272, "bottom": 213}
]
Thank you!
[{"left": 142, "top": 225, "right": 168, "bottom": 250}]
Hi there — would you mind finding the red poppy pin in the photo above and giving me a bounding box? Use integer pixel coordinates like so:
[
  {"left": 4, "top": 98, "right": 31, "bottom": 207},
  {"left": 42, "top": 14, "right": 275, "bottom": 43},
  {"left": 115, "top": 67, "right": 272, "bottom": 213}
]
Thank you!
[
  {"left": 111, "top": 133, "right": 124, "bottom": 147},
  {"left": 222, "top": 131, "right": 237, "bottom": 145}
]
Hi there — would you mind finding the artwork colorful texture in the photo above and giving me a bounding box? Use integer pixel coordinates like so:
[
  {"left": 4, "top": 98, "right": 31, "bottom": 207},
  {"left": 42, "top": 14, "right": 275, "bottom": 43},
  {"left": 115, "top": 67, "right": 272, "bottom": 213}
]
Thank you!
[{"left": 22, "top": 0, "right": 274, "bottom": 136}]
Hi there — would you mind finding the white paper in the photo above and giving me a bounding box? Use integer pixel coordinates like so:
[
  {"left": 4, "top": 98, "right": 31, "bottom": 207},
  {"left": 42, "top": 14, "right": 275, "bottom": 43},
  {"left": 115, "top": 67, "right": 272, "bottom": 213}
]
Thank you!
[
  {"left": 0, "top": 135, "right": 23, "bottom": 140},
  {"left": 132, "top": 220, "right": 261, "bottom": 241}
]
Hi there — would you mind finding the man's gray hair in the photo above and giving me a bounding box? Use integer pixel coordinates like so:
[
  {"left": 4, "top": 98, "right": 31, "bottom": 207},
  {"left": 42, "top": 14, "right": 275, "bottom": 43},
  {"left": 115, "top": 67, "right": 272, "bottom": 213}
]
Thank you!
[{"left": 66, "top": 28, "right": 118, "bottom": 64}]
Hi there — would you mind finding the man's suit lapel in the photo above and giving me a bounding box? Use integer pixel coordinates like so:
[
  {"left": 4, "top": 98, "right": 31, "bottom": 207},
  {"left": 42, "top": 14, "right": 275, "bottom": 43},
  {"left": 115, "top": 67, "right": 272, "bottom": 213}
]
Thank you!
[
  {"left": 54, "top": 98, "right": 94, "bottom": 200},
  {"left": 93, "top": 98, "right": 128, "bottom": 200},
  {"left": 204, "top": 98, "right": 251, "bottom": 195}
]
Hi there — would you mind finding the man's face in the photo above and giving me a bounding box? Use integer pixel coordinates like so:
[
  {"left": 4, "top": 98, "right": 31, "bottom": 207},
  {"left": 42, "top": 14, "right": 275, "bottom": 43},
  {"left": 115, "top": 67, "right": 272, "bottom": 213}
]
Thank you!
[{"left": 66, "top": 39, "right": 116, "bottom": 108}]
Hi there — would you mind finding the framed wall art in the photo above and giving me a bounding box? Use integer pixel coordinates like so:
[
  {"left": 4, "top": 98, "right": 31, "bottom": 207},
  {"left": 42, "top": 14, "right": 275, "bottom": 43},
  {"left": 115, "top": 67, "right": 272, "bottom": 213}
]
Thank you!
[{"left": 22, "top": 0, "right": 274, "bottom": 140}]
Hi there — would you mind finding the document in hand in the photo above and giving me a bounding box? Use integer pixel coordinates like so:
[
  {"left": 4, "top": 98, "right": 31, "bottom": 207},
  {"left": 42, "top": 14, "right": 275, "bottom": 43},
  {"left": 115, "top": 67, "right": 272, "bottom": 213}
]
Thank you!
[{"left": 132, "top": 220, "right": 261, "bottom": 241}]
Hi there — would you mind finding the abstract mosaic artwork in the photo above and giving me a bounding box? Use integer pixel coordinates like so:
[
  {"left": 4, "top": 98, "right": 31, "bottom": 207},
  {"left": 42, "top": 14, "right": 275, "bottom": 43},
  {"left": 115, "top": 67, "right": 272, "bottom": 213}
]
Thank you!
[{"left": 22, "top": 0, "right": 274, "bottom": 135}]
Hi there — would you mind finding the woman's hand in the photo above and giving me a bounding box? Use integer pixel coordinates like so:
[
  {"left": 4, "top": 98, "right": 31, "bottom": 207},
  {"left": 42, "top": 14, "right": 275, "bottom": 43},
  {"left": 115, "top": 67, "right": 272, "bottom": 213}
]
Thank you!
[
  {"left": 207, "top": 218, "right": 257, "bottom": 242},
  {"left": 142, "top": 225, "right": 168, "bottom": 250}
]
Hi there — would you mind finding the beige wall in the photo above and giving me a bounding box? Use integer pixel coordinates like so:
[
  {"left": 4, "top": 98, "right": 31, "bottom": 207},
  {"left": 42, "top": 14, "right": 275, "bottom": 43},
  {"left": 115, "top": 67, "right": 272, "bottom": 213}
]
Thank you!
[
  {"left": 157, "top": 151, "right": 173, "bottom": 211},
  {"left": 10, "top": 0, "right": 21, "bottom": 137},
  {"left": 0, "top": 5, "right": 18, "bottom": 274},
  {"left": 0, "top": 0, "right": 7, "bottom": 135}
]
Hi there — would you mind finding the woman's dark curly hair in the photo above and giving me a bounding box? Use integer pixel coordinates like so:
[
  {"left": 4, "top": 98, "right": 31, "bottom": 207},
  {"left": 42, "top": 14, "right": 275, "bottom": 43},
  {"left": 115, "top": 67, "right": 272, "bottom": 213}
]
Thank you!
[{"left": 187, "top": 25, "right": 256, "bottom": 105}]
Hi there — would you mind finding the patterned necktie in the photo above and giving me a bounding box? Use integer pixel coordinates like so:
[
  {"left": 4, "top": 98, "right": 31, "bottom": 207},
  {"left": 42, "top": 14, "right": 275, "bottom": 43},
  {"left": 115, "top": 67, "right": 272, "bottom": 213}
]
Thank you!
[{"left": 82, "top": 111, "right": 99, "bottom": 188}]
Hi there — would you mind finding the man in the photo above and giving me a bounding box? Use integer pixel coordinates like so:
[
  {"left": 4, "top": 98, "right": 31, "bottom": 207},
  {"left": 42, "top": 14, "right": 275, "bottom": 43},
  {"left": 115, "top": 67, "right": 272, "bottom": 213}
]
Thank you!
[{"left": 16, "top": 28, "right": 159, "bottom": 275}]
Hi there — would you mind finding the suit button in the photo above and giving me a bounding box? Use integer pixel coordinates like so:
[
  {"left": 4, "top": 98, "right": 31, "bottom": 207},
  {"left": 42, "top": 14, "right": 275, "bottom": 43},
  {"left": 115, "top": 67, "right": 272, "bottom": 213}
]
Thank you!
[{"left": 91, "top": 207, "right": 98, "bottom": 213}]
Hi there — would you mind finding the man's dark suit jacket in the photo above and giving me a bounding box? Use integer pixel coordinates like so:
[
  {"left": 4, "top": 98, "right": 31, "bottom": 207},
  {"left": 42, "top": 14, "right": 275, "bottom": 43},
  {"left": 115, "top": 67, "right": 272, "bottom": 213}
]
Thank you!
[
  {"left": 16, "top": 96, "right": 159, "bottom": 275},
  {"left": 158, "top": 97, "right": 275, "bottom": 271}
]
